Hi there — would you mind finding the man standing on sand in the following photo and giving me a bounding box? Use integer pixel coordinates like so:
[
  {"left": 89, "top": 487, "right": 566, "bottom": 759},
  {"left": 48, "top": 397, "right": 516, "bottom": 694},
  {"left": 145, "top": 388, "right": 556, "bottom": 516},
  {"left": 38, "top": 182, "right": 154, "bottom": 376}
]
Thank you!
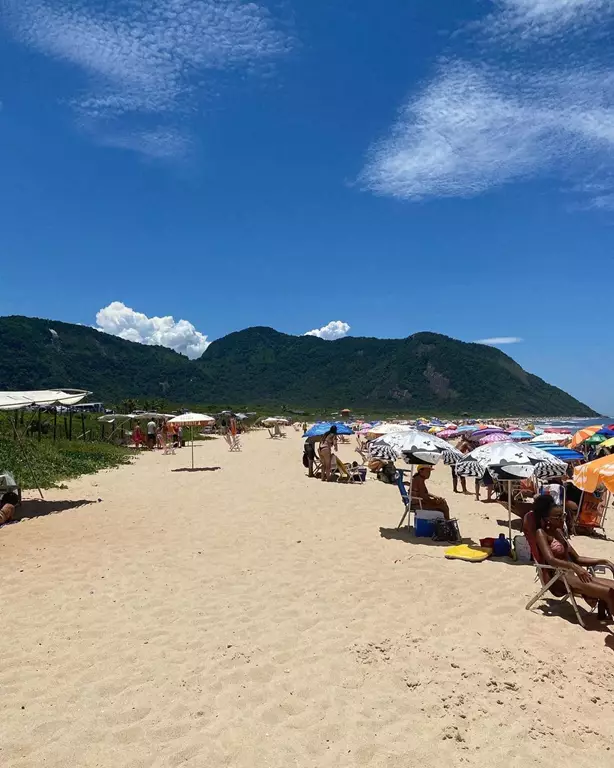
[{"left": 146, "top": 419, "right": 156, "bottom": 450}]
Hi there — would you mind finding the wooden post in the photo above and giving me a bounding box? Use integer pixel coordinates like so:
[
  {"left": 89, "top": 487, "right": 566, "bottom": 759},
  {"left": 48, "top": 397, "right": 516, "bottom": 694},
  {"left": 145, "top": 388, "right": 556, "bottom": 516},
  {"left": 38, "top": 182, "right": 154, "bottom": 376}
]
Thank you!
[
  {"left": 81, "top": 411, "right": 86, "bottom": 441},
  {"left": 68, "top": 410, "right": 73, "bottom": 441},
  {"left": 53, "top": 409, "right": 57, "bottom": 441},
  {"left": 37, "top": 408, "right": 42, "bottom": 442}
]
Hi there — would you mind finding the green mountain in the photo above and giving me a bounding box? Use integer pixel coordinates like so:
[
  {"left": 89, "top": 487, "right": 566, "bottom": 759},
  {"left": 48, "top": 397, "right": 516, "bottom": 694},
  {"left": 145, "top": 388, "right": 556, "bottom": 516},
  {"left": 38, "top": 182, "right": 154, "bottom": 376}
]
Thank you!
[{"left": 0, "top": 316, "right": 597, "bottom": 416}]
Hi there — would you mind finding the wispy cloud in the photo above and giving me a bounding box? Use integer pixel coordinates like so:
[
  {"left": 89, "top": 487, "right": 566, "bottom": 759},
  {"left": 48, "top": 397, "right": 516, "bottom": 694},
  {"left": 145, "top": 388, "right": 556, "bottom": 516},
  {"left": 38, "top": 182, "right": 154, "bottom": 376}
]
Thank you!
[
  {"left": 304, "top": 321, "right": 351, "bottom": 340},
  {"left": 362, "top": 60, "right": 614, "bottom": 200},
  {"left": 361, "top": 0, "right": 614, "bottom": 205},
  {"left": 96, "top": 301, "right": 210, "bottom": 359},
  {"left": 1, "top": 0, "right": 290, "bottom": 157},
  {"left": 489, "top": 0, "right": 612, "bottom": 39},
  {"left": 474, "top": 336, "right": 523, "bottom": 345}
]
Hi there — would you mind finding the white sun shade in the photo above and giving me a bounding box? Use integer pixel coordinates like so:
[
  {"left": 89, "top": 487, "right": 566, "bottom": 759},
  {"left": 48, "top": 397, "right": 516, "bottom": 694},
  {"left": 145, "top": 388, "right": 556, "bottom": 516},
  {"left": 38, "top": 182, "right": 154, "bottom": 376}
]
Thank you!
[
  {"left": 0, "top": 389, "right": 91, "bottom": 410},
  {"left": 169, "top": 412, "right": 215, "bottom": 426}
]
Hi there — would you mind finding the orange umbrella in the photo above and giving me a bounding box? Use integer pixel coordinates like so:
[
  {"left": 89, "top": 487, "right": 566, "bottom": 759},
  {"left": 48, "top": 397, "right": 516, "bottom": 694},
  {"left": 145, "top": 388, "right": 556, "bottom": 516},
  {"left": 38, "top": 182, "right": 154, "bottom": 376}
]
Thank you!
[
  {"left": 569, "top": 424, "right": 604, "bottom": 449},
  {"left": 573, "top": 454, "right": 614, "bottom": 494}
]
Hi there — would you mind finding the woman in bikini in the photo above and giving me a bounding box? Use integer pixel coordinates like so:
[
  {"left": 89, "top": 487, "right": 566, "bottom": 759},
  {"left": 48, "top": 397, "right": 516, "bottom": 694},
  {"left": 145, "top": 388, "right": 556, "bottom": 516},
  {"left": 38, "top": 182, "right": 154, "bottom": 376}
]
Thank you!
[
  {"left": 319, "top": 425, "right": 338, "bottom": 482},
  {"left": 532, "top": 495, "right": 614, "bottom": 620}
]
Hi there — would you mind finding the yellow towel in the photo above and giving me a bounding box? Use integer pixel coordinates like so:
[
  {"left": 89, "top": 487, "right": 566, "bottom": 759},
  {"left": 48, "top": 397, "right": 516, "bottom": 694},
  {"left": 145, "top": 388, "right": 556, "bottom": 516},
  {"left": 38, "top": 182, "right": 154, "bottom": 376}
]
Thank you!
[{"left": 444, "top": 545, "right": 492, "bottom": 562}]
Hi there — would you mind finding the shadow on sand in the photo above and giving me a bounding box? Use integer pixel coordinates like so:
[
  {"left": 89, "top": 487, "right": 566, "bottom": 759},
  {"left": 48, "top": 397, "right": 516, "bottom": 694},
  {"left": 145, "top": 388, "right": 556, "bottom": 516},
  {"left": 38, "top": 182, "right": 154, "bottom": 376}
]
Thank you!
[
  {"left": 378, "top": 526, "right": 475, "bottom": 547},
  {"left": 171, "top": 466, "right": 222, "bottom": 473},
  {"left": 13, "top": 498, "right": 98, "bottom": 522}
]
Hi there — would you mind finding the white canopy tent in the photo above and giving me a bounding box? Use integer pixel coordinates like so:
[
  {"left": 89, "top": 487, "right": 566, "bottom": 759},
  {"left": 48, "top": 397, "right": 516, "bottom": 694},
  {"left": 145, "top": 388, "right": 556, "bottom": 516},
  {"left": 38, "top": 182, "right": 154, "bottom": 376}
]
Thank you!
[
  {"left": 0, "top": 389, "right": 91, "bottom": 410},
  {"left": 0, "top": 389, "right": 91, "bottom": 498}
]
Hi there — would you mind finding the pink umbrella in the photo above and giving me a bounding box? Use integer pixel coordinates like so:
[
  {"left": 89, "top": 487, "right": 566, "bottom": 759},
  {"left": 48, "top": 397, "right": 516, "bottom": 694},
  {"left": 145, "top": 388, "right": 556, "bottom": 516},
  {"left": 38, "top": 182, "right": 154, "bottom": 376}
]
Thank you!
[
  {"left": 437, "top": 429, "right": 457, "bottom": 439},
  {"left": 478, "top": 432, "right": 512, "bottom": 446}
]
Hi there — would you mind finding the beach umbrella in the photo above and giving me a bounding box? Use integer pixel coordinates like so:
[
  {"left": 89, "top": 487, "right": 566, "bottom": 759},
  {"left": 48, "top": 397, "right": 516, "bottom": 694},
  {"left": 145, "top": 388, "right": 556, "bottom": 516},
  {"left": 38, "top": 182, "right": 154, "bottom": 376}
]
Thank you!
[
  {"left": 529, "top": 443, "right": 585, "bottom": 462},
  {"left": 169, "top": 412, "right": 215, "bottom": 469},
  {"left": 544, "top": 427, "right": 572, "bottom": 434},
  {"left": 529, "top": 432, "right": 570, "bottom": 444},
  {"left": 585, "top": 434, "right": 608, "bottom": 446},
  {"left": 303, "top": 421, "right": 353, "bottom": 438},
  {"left": 455, "top": 425, "right": 476, "bottom": 433},
  {"left": 437, "top": 428, "right": 457, "bottom": 439},
  {"left": 370, "top": 430, "right": 458, "bottom": 528},
  {"left": 455, "top": 443, "right": 567, "bottom": 541},
  {"left": 367, "top": 423, "right": 413, "bottom": 437},
  {"left": 262, "top": 417, "right": 289, "bottom": 425},
  {"left": 570, "top": 424, "right": 605, "bottom": 449},
  {"left": 598, "top": 437, "right": 614, "bottom": 450},
  {"left": 508, "top": 430, "right": 534, "bottom": 441},
  {"left": 470, "top": 428, "right": 506, "bottom": 441},
  {"left": 573, "top": 455, "right": 614, "bottom": 494},
  {"left": 478, "top": 432, "right": 511, "bottom": 445}
]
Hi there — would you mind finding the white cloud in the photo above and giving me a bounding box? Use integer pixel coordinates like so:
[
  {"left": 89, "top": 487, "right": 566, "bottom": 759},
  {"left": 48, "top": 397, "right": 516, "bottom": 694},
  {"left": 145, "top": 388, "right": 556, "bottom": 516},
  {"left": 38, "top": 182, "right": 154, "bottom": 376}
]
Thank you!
[
  {"left": 361, "top": 0, "right": 614, "bottom": 205},
  {"left": 490, "top": 0, "right": 612, "bottom": 39},
  {"left": 0, "top": 0, "right": 289, "bottom": 156},
  {"left": 96, "top": 301, "right": 210, "bottom": 359},
  {"left": 474, "top": 336, "right": 523, "bottom": 345},
  {"left": 304, "top": 321, "right": 351, "bottom": 340},
  {"left": 362, "top": 60, "right": 614, "bottom": 202}
]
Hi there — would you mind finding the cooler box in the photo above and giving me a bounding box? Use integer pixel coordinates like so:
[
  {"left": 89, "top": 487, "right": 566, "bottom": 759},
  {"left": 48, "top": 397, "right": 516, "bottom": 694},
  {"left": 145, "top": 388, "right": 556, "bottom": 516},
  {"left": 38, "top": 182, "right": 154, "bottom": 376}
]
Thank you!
[{"left": 414, "top": 510, "right": 445, "bottom": 537}]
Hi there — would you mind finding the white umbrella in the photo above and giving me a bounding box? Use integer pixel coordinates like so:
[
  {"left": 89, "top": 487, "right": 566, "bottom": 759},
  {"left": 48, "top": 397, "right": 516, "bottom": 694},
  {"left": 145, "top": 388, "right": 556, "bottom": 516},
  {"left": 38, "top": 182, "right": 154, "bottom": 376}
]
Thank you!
[
  {"left": 529, "top": 433, "right": 571, "bottom": 444},
  {"left": 367, "top": 423, "right": 413, "bottom": 437},
  {"left": 262, "top": 417, "right": 289, "bottom": 425},
  {"left": 369, "top": 430, "right": 459, "bottom": 529},
  {"left": 455, "top": 442, "right": 567, "bottom": 541},
  {"left": 169, "top": 412, "right": 215, "bottom": 468}
]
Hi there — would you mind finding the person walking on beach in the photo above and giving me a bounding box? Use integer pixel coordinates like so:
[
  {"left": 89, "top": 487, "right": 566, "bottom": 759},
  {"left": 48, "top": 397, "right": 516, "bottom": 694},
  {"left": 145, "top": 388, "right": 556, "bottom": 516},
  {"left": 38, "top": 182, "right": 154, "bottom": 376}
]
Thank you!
[
  {"left": 146, "top": 419, "right": 156, "bottom": 450},
  {"left": 452, "top": 439, "right": 470, "bottom": 494},
  {"left": 319, "top": 425, "right": 338, "bottom": 482}
]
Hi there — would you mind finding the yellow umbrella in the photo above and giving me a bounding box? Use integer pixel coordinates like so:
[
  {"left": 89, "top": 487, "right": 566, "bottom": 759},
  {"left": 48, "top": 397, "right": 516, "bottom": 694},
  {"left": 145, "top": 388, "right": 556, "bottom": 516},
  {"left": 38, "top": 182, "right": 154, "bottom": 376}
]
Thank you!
[
  {"left": 573, "top": 455, "right": 614, "bottom": 494},
  {"left": 428, "top": 426, "right": 444, "bottom": 434},
  {"left": 598, "top": 437, "right": 614, "bottom": 450},
  {"left": 569, "top": 424, "right": 604, "bottom": 449}
]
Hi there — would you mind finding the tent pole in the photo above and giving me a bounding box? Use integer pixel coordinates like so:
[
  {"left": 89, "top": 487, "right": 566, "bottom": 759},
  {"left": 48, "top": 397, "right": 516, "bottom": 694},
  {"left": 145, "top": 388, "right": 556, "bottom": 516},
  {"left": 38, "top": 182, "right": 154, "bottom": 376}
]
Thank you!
[
  {"left": 11, "top": 413, "right": 44, "bottom": 500},
  {"left": 508, "top": 480, "right": 512, "bottom": 542},
  {"left": 407, "top": 464, "right": 414, "bottom": 530}
]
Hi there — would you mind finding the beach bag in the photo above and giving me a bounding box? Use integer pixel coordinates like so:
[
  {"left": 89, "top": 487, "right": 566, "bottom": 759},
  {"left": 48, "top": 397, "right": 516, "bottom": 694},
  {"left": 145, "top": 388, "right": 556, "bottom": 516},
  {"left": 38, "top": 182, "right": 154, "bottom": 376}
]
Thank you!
[
  {"left": 513, "top": 535, "right": 532, "bottom": 562},
  {"left": 432, "top": 518, "right": 461, "bottom": 543}
]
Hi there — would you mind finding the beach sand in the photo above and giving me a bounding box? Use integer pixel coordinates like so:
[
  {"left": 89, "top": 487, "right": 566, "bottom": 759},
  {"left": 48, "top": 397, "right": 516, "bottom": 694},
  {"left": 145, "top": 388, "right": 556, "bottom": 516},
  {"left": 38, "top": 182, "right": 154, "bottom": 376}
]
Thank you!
[{"left": 2, "top": 430, "right": 614, "bottom": 767}]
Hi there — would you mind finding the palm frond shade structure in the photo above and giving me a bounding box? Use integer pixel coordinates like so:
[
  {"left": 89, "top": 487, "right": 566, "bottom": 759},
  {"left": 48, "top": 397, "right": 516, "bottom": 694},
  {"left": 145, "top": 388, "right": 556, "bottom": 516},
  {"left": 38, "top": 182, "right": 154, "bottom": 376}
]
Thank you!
[
  {"left": 455, "top": 443, "right": 567, "bottom": 541},
  {"left": 169, "top": 412, "right": 215, "bottom": 469}
]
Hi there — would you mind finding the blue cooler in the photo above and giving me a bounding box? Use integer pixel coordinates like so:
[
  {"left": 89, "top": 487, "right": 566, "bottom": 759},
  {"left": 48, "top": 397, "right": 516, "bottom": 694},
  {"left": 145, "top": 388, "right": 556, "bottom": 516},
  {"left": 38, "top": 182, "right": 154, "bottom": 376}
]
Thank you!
[{"left": 414, "top": 510, "right": 445, "bottom": 537}]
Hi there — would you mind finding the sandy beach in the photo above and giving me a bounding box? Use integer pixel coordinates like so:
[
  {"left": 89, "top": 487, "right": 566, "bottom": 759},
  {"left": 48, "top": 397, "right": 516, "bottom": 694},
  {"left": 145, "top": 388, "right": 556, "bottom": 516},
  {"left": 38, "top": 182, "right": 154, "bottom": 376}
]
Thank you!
[{"left": 2, "top": 430, "right": 614, "bottom": 768}]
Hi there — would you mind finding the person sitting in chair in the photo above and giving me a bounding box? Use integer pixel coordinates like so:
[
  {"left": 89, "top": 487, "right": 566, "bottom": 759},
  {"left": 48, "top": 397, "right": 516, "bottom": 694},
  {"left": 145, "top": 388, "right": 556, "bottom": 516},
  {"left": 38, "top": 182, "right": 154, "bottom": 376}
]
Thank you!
[
  {"left": 527, "top": 494, "right": 614, "bottom": 621},
  {"left": 0, "top": 492, "right": 18, "bottom": 526},
  {"left": 412, "top": 466, "right": 450, "bottom": 520}
]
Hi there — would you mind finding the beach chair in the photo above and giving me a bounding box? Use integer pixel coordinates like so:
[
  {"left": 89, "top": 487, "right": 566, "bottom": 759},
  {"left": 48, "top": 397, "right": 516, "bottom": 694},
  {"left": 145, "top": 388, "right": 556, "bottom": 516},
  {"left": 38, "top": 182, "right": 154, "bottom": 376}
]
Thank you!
[
  {"left": 395, "top": 469, "right": 423, "bottom": 529},
  {"left": 523, "top": 511, "right": 613, "bottom": 627},
  {"left": 268, "top": 428, "right": 280, "bottom": 439},
  {"left": 228, "top": 434, "right": 242, "bottom": 452},
  {"left": 334, "top": 456, "right": 365, "bottom": 484}
]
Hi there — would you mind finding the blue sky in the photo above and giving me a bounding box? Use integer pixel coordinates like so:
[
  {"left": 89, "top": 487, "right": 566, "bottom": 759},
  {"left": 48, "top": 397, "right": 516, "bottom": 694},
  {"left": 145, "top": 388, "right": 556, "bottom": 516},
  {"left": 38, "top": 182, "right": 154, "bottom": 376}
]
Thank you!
[{"left": 1, "top": 0, "right": 614, "bottom": 412}]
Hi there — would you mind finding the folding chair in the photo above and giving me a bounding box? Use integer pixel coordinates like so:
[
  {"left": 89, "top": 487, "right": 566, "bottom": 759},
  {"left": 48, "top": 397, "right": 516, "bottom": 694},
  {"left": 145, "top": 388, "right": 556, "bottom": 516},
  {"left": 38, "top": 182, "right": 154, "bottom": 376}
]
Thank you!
[
  {"left": 228, "top": 434, "right": 242, "bottom": 452},
  {"left": 395, "top": 469, "right": 423, "bottom": 529},
  {"left": 525, "top": 564, "right": 588, "bottom": 628}
]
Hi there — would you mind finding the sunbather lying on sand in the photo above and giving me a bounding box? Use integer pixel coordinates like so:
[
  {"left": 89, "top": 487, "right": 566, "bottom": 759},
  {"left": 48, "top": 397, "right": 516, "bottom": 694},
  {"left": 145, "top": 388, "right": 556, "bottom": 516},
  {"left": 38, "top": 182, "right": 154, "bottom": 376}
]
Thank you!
[
  {"left": 0, "top": 492, "right": 18, "bottom": 526},
  {"left": 530, "top": 494, "right": 614, "bottom": 620}
]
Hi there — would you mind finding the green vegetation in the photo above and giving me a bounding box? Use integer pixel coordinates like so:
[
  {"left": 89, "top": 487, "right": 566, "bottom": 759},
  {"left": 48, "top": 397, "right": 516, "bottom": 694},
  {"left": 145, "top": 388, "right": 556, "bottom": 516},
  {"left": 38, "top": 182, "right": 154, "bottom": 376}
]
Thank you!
[
  {"left": 0, "top": 437, "right": 133, "bottom": 490},
  {"left": 0, "top": 316, "right": 598, "bottom": 417}
]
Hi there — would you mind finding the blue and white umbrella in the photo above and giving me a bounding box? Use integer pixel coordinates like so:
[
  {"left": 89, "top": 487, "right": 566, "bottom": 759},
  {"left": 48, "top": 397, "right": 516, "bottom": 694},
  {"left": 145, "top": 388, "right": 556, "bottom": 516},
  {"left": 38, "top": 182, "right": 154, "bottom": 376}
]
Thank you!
[{"left": 303, "top": 421, "right": 353, "bottom": 438}]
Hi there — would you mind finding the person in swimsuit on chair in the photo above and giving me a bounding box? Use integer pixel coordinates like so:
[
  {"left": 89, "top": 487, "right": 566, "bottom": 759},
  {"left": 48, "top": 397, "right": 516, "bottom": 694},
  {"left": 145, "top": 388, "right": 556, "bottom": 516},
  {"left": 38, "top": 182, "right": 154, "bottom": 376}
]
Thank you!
[{"left": 530, "top": 495, "right": 614, "bottom": 620}]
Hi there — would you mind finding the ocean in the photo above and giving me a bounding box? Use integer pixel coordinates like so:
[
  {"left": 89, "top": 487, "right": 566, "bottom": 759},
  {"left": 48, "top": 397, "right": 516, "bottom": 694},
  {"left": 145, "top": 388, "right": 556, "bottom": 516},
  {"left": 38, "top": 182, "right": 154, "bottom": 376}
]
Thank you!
[{"left": 533, "top": 417, "right": 614, "bottom": 431}]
